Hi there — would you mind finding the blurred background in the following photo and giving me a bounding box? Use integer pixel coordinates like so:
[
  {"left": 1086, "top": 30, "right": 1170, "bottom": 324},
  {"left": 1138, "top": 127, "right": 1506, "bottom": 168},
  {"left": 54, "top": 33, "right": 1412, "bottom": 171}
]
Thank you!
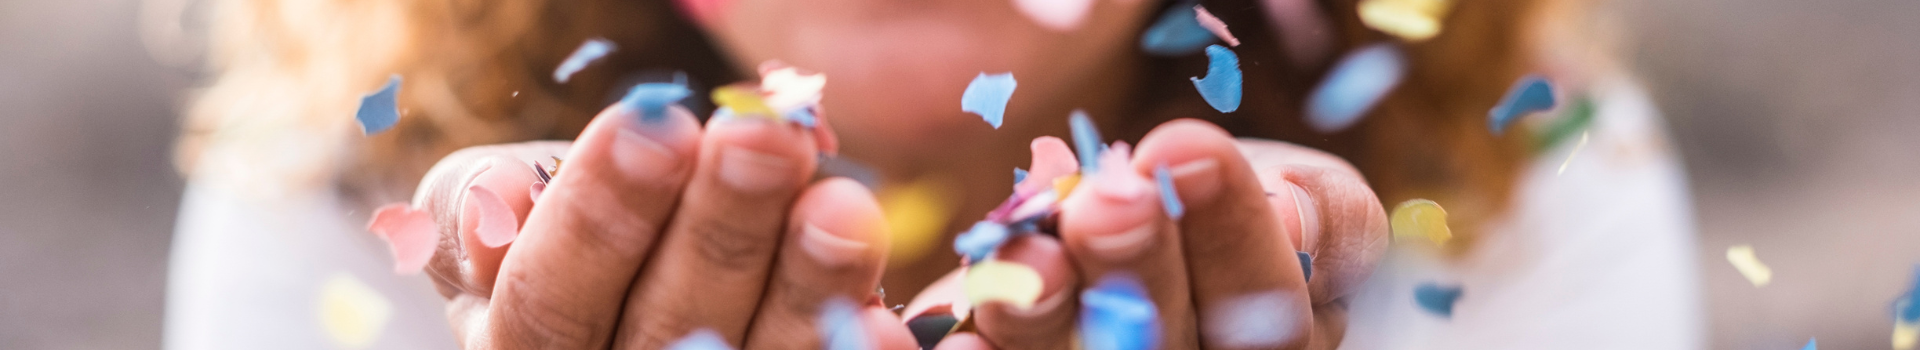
[{"left": 1, "top": 0, "right": 1916, "bottom": 348}]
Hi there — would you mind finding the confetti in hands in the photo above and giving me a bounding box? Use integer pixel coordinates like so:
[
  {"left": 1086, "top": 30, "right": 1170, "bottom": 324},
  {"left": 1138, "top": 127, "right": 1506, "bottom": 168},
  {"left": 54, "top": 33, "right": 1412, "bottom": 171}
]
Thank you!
[
  {"left": 354, "top": 75, "right": 402, "bottom": 135},
  {"left": 1080, "top": 274, "right": 1161, "bottom": 350},
  {"left": 961, "top": 72, "right": 1018, "bottom": 129},
  {"left": 1191, "top": 45, "right": 1244, "bottom": 113}
]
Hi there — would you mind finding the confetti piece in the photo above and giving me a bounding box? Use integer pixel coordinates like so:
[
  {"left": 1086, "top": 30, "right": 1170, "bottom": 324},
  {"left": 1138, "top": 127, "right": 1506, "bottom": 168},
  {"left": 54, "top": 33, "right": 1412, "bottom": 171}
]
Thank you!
[
  {"left": 1556, "top": 131, "right": 1589, "bottom": 175},
  {"left": 954, "top": 221, "right": 1013, "bottom": 263},
  {"left": 1389, "top": 199, "right": 1452, "bottom": 246},
  {"left": 713, "top": 85, "right": 776, "bottom": 116},
  {"left": 965, "top": 260, "right": 1046, "bottom": 310},
  {"left": 759, "top": 64, "right": 827, "bottom": 113},
  {"left": 1014, "top": 0, "right": 1094, "bottom": 31},
  {"left": 1357, "top": 0, "right": 1451, "bottom": 42},
  {"left": 905, "top": 313, "right": 959, "bottom": 350},
  {"left": 619, "top": 82, "right": 693, "bottom": 123},
  {"left": 1489, "top": 75, "right": 1558, "bottom": 135},
  {"left": 467, "top": 186, "right": 519, "bottom": 248},
  {"left": 1899, "top": 266, "right": 1920, "bottom": 322},
  {"left": 961, "top": 72, "right": 1018, "bottom": 129},
  {"left": 1297, "top": 251, "right": 1313, "bottom": 281},
  {"left": 1725, "top": 245, "right": 1773, "bottom": 287},
  {"left": 554, "top": 38, "right": 616, "bottom": 83},
  {"left": 318, "top": 273, "right": 392, "bottom": 348},
  {"left": 1203, "top": 291, "right": 1298, "bottom": 348},
  {"left": 354, "top": 75, "right": 402, "bottom": 135},
  {"left": 1019, "top": 137, "right": 1081, "bottom": 196},
  {"left": 1053, "top": 174, "right": 1083, "bottom": 199},
  {"left": 1413, "top": 282, "right": 1462, "bottom": 318},
  {"left": 1897, "top": 319, "right": 1918, "bottom": 350},
  {"left": 1014, "top": 168, "right": 1029, "bottom": 185},
  {"left": 819, "top": 298, "right": 871, "bottom": 350},
  {"left": 1191, "top": 45, "right": 1243, "bottom": 113},
  {"left": 1069, "top": 110, "right": 1104, "bottom": 173},
  {"left": 1139, "top": 4, "right": 1215, "bottom": 56},
  {"left": 1307, "top": 44, "right": 1406, "bottom": 133},
  {"left": 366, "top": 204, "right": 436, "bottom": 274},
  {"left": 1154, "top": 164, "right": 1184, "bottom": 219},
  {"left": 1080, "top": 274, "right": 1161, "bottom": 350},
  {"left": 882, "top": 178, "right": 954, "bottom": 265},
  {"left": 1802, "top": 338, "right": 1817, "bottom": 350},
  {"left": 1192, "top": 5, "right": 1240, "bottom": 47},
  {"left": 1532, "top": 96, "right": 1595, "bottom": 153},
  {"left": 665, "top": 329, "right": 734, "bottom": 350}
]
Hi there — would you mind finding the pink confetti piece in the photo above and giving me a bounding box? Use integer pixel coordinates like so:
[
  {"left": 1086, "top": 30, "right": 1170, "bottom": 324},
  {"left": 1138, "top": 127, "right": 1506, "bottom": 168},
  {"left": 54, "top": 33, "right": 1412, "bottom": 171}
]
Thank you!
[
  {"left": 467, "top": 186, "right": 519, "bottom": 248},
  {"left": 1017, "top": 136, "right": 1080, "bottom": 196},
  {"left": 1193, "top": 5, "right": 1241, "bottom": 47},
  {"left": 366, "top": 204, "right": 437, "bottom": 274},
  {"left": 1014, "top": 0, "right": 1094, "bottom": 31}
]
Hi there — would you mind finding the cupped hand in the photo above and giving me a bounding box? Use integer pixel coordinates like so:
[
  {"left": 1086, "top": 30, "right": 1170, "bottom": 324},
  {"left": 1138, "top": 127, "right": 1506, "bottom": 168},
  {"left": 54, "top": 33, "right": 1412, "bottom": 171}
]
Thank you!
[
  {"left": 375, "top": 97, "right": 919, "bottom": 349},
  {"left": 932, "top": 119, "right": 1390, "bottom": 350}
]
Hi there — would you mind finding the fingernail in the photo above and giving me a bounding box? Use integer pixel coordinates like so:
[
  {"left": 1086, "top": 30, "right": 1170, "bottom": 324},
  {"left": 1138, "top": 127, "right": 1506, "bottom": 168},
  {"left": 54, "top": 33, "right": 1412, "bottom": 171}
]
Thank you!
[
  {"left": 1092, "top": 167, "right": 1151, "bottom": 203},
  {"left": 1008, "top": 288, "right": 1071, "bottom": 318},
  {"left": 1088, "top": 223, "right": 1155, "bottom": 261},
  {"left": 718, "top": 146, "right": 794, "bottom": 193},
  {"left": 800, "top": 223, "right": 869, "bottom": 268},
  {"left": 612, "top": 127, "right": 683, "bottom": 180},
  {"left": 1169, "top": 158, "right": 1222, "bottom": 204},
  {"left": 1288, "top": 181, "right": 1321, "bottom": 250}
]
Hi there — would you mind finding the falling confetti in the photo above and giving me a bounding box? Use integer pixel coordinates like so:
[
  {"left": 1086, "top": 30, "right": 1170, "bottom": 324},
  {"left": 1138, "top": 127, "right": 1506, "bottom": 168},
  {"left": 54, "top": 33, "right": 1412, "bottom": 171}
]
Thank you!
[
  {"left": 1014, "top": 0, "right": 1094, "bottom": 31},
  {"left": 1297, "top": 251, "right": 1313, "bottom": 281},
  {"left": 1139, "top": 4, "right": 1215, "bottom": 56},
  {"left": 1191, "top": 45, "right": 1243, "bottom": 113},
  {"left": 354, "top": 75, "right": 402, "bottom": 135},
  {"left": 1069, "top": 110, "right": 1104, "bottom": 173},
  {"left": 1390, "top": 199, "right": 1452, "bottom": 246},
  {"left": 819, "top": 298, "right": 871, "bottom": 350},
  {"left": 1898, "top": 319, "right": 1918, "bottom": 350},
  {"left": 1080, "top": 274, "right": 1161, "bottom": 350},
  {"left": 1306, "top": 44, "right": 1406, "bottom": 133},
  {"left": 620, "top": 81, "right": 693, "bottom": 123},
  {"left": 366, "top": 204, "right": 437, "bottom": 274},
  {"left": 1725, "top": 245, "right": 1773, "bottom": 287},
  {"left": 1413, "top": 282, "right": 1462, "bottom": 318},
  {"left": 554, "top": 38, "right": 616, "bottom": 83},
  {"left": 965, "top": 260, "right": 1047, "bottom": 310},
  {"left": 961, "top": 72, "right": 1018, "bottom": 129},
  {"left": 665, "top": 329, "right": 735, "bottom": 350},
  {"left": 1357, "top": 0, "right": 1452, "bottom": 42},
  {"left": 1801, "top": 338, "right": 1817, "bottom": 350},
  {"left": 882, "top": 178, "right": 955, "bottom": 265},
  {"left": 318, "top": 273, "right": 392, "bottom": 348},
  {"left": 1192, "top": 5, "right": 1240, "bottom": 47},
  {"left": 1556, "top": 131, "right": 1589, "bottom": 175},
  {"left": 954, "top": 221, "right": 1013, "bottom": 263},
  {"left": 1489, "top": 75, "right": 1558, "bottom": 135},
  {"left": 1154, "top": 163, "right": 1184, "bottom": 220},
  {"left": 1532, "top": 96, "right": 1596, "bottom": 153}
]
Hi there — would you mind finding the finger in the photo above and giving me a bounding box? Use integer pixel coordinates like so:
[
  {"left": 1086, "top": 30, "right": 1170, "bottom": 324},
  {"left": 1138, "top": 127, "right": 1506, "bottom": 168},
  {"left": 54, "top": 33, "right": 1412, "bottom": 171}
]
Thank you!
[
  {"left": 485, "top": 98, "right": 703, "bottom": 348},
  {"left": 1232, "top": 138, "right": 1388, "bottom": 304},
  {"left": 378, "top": 142, "right": 568, "bottom": 298},
  {"left": 972, "top": 235, "right": 1079, "bottom": 350},
  {"left": 743, "top": 178, "right": 889, "bottom": 349},
  {"left": 1131, "top": 120, "right": 1313, "bottom": 350},
  {"left": 1057, "top": 145, "right": 1198, "bottom": 350},
  {"left": 618, "top": 115, "right": 820, "bottom": 348},
  {"left": 933, "top": 333, "right": 1000, "bottom": 350}
]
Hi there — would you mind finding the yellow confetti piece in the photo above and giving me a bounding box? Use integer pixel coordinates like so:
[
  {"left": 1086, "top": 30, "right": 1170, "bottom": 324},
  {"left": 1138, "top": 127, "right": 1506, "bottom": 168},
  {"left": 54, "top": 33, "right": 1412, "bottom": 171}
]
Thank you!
[
  {"left": 965, "top": 260, "right": 1046, "bottom": 310},
  {"left": 1897, "top": 319, "right": 1918, "bottom": 350},
  {"left": 1357, "top": 0, "right": 1451, "bottom": 42},
  {"left": 318, "top": 273, "right": 392, "bottom": 348},
  {"left": 1389, "top": 199, "right": 1452, "bottom": 246},
  {"left": 881, "top": 178, "right": 954, "bottom": 265},
  {"left": 1053, "top": 174, "right": 1082, "bottom": 198},
  {"left": 712, "top": 85, "right": 776, "bottom": 116},
  {"left": 1725, "top": 245, "right": 1772, "bottom": 287}
]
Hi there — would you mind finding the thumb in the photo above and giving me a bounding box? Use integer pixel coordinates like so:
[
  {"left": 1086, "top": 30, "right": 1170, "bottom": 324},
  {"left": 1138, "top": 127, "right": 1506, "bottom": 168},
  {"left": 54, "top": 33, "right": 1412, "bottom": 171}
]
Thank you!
[{"left": 368, "top": 141, "right": 572, "bottom": 299}]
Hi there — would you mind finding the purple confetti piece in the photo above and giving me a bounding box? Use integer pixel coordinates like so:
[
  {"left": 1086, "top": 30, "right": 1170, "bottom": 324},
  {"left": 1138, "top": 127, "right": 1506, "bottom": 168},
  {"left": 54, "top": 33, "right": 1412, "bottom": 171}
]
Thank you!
[
  {"left": 961, "top": 72, "right": 1018, "bottom": 129},
  {"left": 664, "top": 329, "right": 734, "bottom": 350},
  {"left": 354, "top": 75, "right": 402, "bottom": 135},
  {"left": 1139, "top": 3, "right": 1215, "bottom": 56},
  {"left": 1190, "top": 45, "right": 1242, "bottom": 113},
  {"left": 1413, "top": 282, "right": 1462, "bottom": 318},
  {"left": 1297, "top": 251, "right": 1313, "bottom": 281},
  {"left": 1488, "top": 74, "right": 1557, "bottom": 135},
  {"left": 1306, "top": 44, "right": 1406, "bottom": 133},
  {"left": 1069, "top": 110, "right": 1103, "bottom": 173},
  {"left": 1080, "top": 274, "right": 1161, "bottom": 350},
  {"left": 554, "top": 38, "right": 616, "bottom": 83},
  {"left": 1154, "top": 163, "right": 1184, "bottom": 219}
]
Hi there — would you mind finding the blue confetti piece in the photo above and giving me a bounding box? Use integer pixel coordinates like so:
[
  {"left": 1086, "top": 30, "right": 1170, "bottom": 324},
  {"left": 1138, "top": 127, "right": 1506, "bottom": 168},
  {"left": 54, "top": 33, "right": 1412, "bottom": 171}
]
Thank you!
[
  {"left": 1153, "top": 164, "right": 1184, "bottom": 220},
  {"left": 1068, "top": 110, "right": 1103, "bottom": 173},
  {"left": 1139, "top": 4, "right": 1215, "bottom": 56},
  {"left": 1190, "top": 45, "right": 1243, "bottom": 113},
  {"left": 961, "top": 72, "right": 1018, "bottom": 129},
  {"left": 1297, "top": 251, "right": 1313, "bottom": 281},
  {"left": 954, "top": 221, "right": 1012, "bottom": 262},
  {"left": 618, "top": 82, "right": 692, "bottom": 123},
  {"left": 1488, "top": 75, "right": 1557, "bottom": 135},
  {"left": 1014, "top": 168, "right": 1029, "bottom": 185},
  {"left": 554, "top": 38, "right": 616, "bottom": 83},
  {"left": 1801, "top": 337, "right": 1816, "bottom": 350},
  {"left": 819, "top": 298, "right": 869, "bottom": 350},
  {"left": 1902, "top": 265, "right": 1920, "bottom": 322},
  {"left": 664, "top": 329, "right": 734, "bottom": 350},
  {"left": 785, "top": 108, "right": 818, "bottom": 128},
  {"left": 355, "top": 75, "right": 402, "bottom": 135},
  {"left": 1413, "top": 282, "right": 1463, "bottom": 318},
  {"left": 1080, "top": 274, "right": 1160, "bottom": 350},
  {"left": 1306, "top": 44, "right": 1407, "bottom": 133}
]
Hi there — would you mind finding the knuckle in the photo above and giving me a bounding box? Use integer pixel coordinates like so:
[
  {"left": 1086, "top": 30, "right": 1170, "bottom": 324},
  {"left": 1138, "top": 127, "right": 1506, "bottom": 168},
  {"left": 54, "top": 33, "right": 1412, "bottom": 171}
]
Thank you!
[
  {"left": 492, "top": 274, "right": 604, "bottom": 349},
  {"left": 687, "top": 218, "right": 780, "bottom": 271}
]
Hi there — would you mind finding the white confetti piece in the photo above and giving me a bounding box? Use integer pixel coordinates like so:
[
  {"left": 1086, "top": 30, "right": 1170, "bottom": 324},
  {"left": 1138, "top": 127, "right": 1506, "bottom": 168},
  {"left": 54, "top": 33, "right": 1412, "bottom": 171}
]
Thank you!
[{"left": 1725, "top": 245, "right": 1772, "bottom": 287}]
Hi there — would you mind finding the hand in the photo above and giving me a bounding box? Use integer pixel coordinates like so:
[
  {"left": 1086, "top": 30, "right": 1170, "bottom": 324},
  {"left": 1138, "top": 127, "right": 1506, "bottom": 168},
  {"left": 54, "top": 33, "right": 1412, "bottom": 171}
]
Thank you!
[
  {"left": 375, "top": 100, "right": 919, "bottom": 349},
  {"left": 930, "top": 120, "right": 1390, "bottom": 350}
]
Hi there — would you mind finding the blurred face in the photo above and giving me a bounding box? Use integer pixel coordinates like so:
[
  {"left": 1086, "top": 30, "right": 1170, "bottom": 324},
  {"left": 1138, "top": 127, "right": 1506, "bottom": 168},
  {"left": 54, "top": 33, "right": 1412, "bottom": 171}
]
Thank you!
[{"left": 686, "top": 0, "right": 1157, "bottom": 167}]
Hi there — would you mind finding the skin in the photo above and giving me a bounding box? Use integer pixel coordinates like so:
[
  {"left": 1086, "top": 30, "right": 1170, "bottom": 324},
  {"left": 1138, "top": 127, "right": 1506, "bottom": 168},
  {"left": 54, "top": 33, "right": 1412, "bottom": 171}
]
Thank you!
[{"left": 409, "top": 0, "right": 1390, "bottom": 349}]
